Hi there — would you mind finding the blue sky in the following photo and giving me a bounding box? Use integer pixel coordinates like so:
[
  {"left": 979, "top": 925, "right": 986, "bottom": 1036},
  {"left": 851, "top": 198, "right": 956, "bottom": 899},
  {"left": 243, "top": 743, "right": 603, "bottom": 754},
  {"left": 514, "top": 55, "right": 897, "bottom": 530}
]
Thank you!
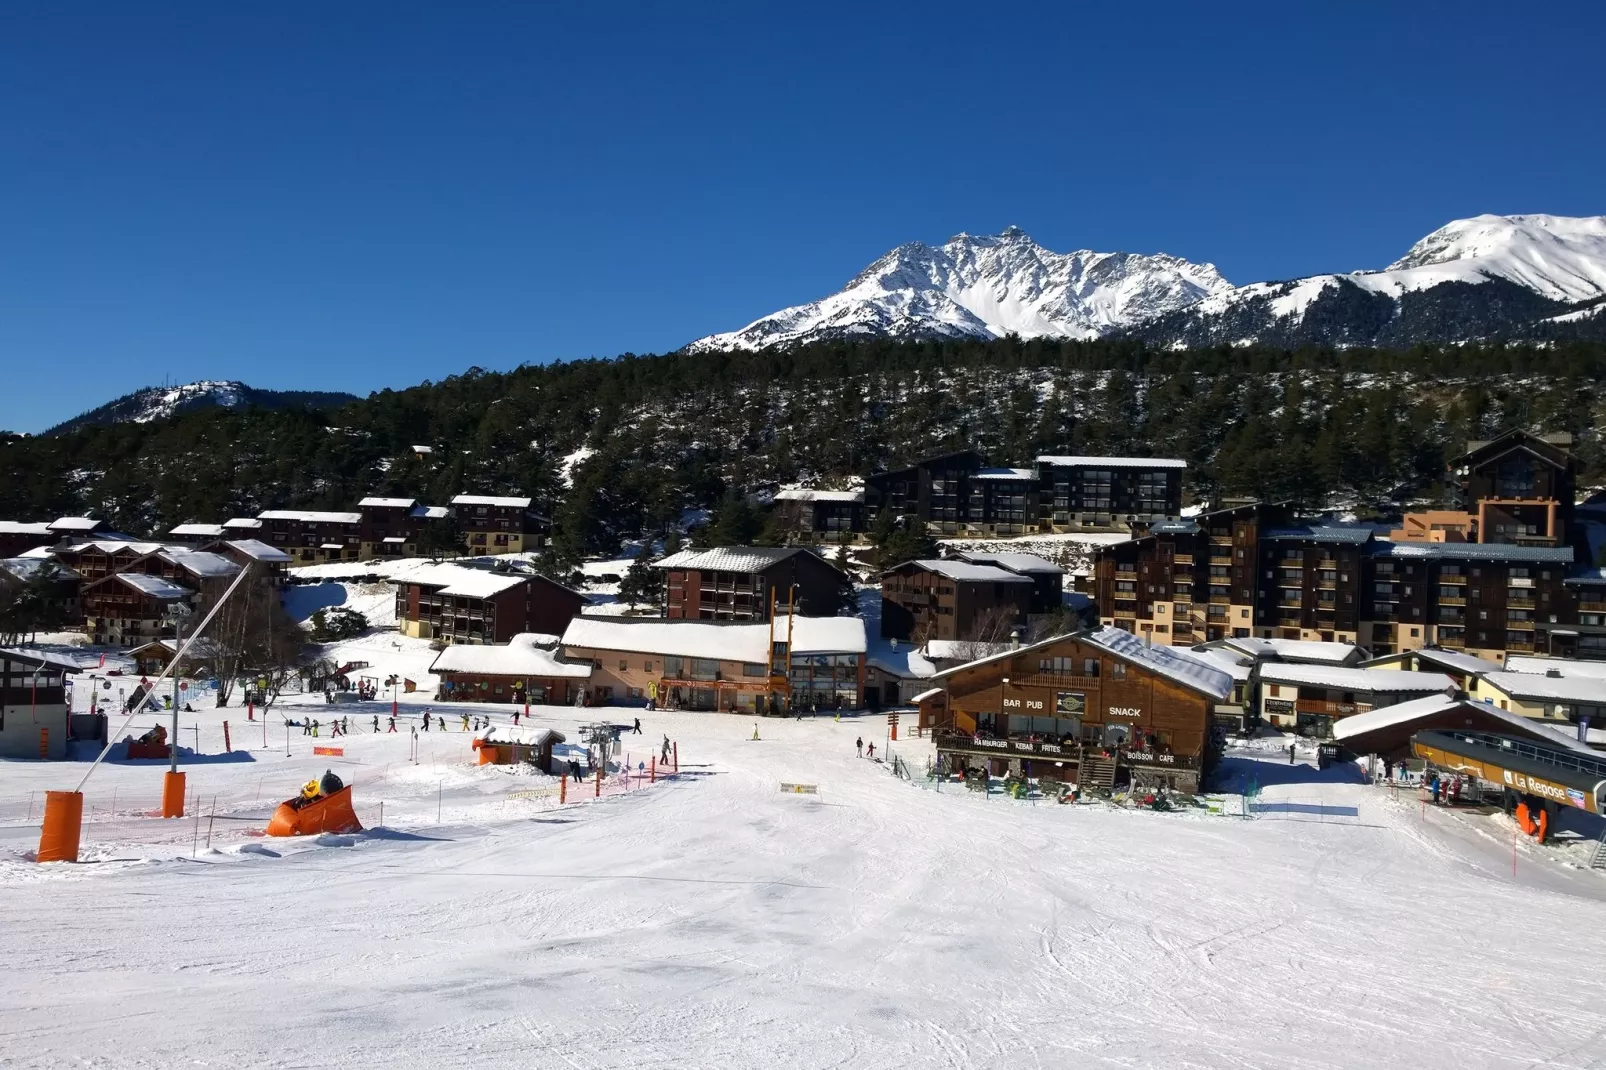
[{"left": 2, "top": 2, "right": 1603, "bottom": 433}]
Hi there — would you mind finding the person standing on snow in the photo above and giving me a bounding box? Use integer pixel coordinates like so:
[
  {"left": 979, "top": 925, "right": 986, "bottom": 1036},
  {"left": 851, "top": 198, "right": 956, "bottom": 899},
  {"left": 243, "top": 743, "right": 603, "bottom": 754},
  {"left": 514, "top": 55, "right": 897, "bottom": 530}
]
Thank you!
[
  {"left": 1288, "top": 743, "right": 1296, "bottom": 765},
  {"left": 856, "top": 737, "right": 863, "bottom": 757},
  {"left": 633, "top": 717, "right": 642, "bottom": 734},
  {"left": 372, "top": 714, "right": 379, "bottom": 733},
  {"left": 387, "top": 714, "right": 397, "bottom": 733}
]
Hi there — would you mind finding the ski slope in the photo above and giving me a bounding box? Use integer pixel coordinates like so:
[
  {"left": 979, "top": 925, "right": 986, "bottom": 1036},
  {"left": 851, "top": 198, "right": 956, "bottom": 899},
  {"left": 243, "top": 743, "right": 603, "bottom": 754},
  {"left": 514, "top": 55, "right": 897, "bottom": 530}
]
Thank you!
[{"left": 2, "top": 697, "right": 1605, "bottom": 1069}]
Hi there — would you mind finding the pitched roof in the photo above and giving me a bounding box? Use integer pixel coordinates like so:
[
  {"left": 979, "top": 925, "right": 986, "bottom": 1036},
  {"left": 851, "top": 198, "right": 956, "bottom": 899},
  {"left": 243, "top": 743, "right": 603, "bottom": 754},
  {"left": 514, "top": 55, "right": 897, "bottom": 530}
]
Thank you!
[
  {"left": 47, "top": 517, "right": 102, "bottom": 532},
  {"left": 223, "top": 517, "right": 263, "bottom": 529},
  {"left": 1503, "top": 656, "right": 1606, "bottom": 680},
  {"left": 1258, "top": 663, "right": 1453, "bottom": 693},
  {"left": 1478, "top": 671, "right": 1606, "bottom": 705},
  {"left": 217, "top": 538, "right": 293, "bottom": 563},
  {"left": 398, "top": 562, "right": 530, "bottom": 599},
  {"left": 0, "top": 648, "right": 84, "bottom": 672},
  {"left": 895, "top": 559, "right": 1033, "bottom": 583},
  {"left": 972, "top": 467, "right": 1036, "bottom": 481},
  {"left": 410, "top": 504, "right": 452, "bottom": 519},
  {"left": 1036, "top": 456, "right": 1187, "bottom": 469},
  {"left": 653, "top": 546, "right": 819, "bottom": 573},
  {"left": 258, "top": 509, "right": 363, "bottom": 524},
  {"left": 1371, "top": 540, "right": 1575, "bottom": 564},
  {"left": 773, "top": 488, "right": 865, "bottom": 503},
  {"left": 168, "top": 522, "right": 227, "bottom": 537},
  {"left": 0, "top": 557, "right": 78, "bottom": 583},
  {"left": 1150, "top": 520, "right": 1202, "bottom": 535},
  {"left": 1262, "top": 525, "right": 1376, "bottom": 545},
  {"left": 0, "top": 521, "right": 53, "bottom": 537},
  {"left": 1363, "top": 647, "right": 1495, "bottom": 677},
  {"left": 359, "top": 497, "right": 417, "bottom": 508},
  {"left": 1221, "top": 637, "right": 1366, "bottom": 665},
  {"left": 452, "top": 494, "right": 532, "bottom": 508},
  {"left": 561, "top": 614, "right": 865, "bottom": 661},
  {"left": 933, "top": 627, "right": 1233, "bottom": 701},
  {"left": 105, "top": 573, "right": 192, "bottom": 600},
  {"left": 1332, "top": 693, "right": 1596, "bottom": 755},
  {"left": 159, "top": 550, "right": 243, "bottom": 579},
  {"left": 429, "top": 633, "right": 594, "bottom": 679},
  {"left": 955, "top": 551, "right": 1064, "bottom": 576}
]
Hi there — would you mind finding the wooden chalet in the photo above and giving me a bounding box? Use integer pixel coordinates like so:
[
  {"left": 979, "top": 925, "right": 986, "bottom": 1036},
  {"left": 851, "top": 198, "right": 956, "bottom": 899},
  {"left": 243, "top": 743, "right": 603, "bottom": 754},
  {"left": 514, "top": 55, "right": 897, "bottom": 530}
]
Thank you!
[
  {"left": 879, "top": 559, "right": 1033, "bottom": 642},
  {"left": 394, "top": 562, "right": 584, "bottom": 645},
  {"left": 929, "top": 626, "right": 1235, "bottom": 793},
  {"left": 79, "top": 571, "right": 193, "bottom": 646},
  {"left": 654, "top": 546, "right": 848, "bottom": 622},
  {"left": 429, "top": 632, "right": 593, "bottom": 705},
  {"left": 451, "top": 494, "right": 543, "bottom": 554},
  {"left": 0, "top": 648, "right": 83, "bottom": 760}
]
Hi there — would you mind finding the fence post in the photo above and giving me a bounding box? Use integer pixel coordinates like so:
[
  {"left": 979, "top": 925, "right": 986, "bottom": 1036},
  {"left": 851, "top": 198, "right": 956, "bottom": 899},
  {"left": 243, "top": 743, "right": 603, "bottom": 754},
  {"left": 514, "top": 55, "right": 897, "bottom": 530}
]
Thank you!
[
  {"left": 595, "top": 764, "right": 602, "bottom": 798},
  {"left": 223, "top": 721, "right": 231, "bottom": 753},
  {"left": 39, "top": 728, "right": 48, "bottom": 758},
  {"left": 560, "top": 775, "right": 567, "bottom": 805},
  {"left": 673, "top": 742, "right": 678, "bottom": 772},
  {"left": 650, "top": 756, "right": 656, "bottom": 783}
]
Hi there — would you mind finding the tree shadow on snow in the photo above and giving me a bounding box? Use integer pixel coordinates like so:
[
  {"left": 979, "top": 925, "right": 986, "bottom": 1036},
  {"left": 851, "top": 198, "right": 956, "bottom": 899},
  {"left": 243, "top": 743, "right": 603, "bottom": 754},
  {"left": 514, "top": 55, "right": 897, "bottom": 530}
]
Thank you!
[{"left": 1214, "top": 753, "right": 1368, "bottom": 790}]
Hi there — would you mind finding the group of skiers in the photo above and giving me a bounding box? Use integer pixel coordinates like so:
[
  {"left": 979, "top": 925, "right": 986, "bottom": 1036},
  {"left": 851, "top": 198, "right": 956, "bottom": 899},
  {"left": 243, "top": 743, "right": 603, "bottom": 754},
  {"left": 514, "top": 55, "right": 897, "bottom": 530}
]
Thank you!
[{"left": 854, "top": 737, "right": 876, "bottom": 760}]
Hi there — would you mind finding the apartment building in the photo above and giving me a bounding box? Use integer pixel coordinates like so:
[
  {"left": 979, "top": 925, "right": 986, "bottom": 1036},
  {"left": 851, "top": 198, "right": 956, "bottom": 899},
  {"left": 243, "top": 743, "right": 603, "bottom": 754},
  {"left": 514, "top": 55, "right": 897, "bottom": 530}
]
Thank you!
[
  {"left": 358, "top": 497, "right": 421, "bottom": 558},
  {"left": 1035, "top": 456, "right": 1185, "bottom": 529},
  {"left": 451, "top": 494, "right": 543, "bottom": 554},
  {"left": 879, "top": 559, "right": 1034, "bottom": 642},
  {"left": 393, "top": 563, "right": 584, "bottom": 645},
  {"left": 772, "top": 489, "right": 864, "bottom": 543},
  {"left": 257, "top": 509, "right": 364, "bottom": 564},
  {"left": 655, "top": 546, "right": 847, "bottom": 621}
]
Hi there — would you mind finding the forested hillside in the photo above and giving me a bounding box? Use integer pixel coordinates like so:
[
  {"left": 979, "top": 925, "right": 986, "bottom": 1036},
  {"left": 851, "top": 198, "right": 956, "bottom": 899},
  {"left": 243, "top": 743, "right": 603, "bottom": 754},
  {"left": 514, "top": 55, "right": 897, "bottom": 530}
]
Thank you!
[{"left": 4, "top": 338, "right": 1605, "bottom": 562}]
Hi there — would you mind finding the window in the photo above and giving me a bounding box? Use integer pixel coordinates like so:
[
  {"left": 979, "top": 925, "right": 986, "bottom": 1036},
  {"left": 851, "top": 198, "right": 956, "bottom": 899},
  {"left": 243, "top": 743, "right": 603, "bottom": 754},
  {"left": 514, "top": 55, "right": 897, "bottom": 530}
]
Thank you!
[
  {"left": 742, "top": 663, "right": 766, "bottom": 678},
  {"left": 619, "top": 659, "right": 628, "bottom": 672},
  {"left": 1112, "top": 663, "right": 1127, "bottom": 680}
]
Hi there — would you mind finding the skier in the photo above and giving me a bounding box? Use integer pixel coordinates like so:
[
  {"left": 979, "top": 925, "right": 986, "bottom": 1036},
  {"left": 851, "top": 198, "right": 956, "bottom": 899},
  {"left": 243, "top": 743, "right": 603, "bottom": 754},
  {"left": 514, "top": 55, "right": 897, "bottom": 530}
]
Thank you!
[
  {"left": 373, "top": 714, "right": 379, "bottom": 733},
  {"left": 387, "top": 715, "right": 397, "bottom": 733},
  {"left": 569, "top": 758, "right": 583, "bottom": 783},
  {"left": 867, "top": 741, "right": 875, "bottom": 760},
  {"left": 632, "top": 717, "right": 642, "bottom": 735},
  {"left": 856, "top": 737, "right": 863, "bottom": 757},
  {"left": 461, "top": 712, "right": 470, "bottom": 732},
  {"left": 422, "top": 713, "right": 430, "bottom": 732},
  {"left": 661, "top": 736, "right": 671, "bottom": 765},
  {"left": 512, "top": 709, "right": 521, "bottom": 726},
  {"left": 1288, "top": 743, "right": 1296, "bottom": 765}
]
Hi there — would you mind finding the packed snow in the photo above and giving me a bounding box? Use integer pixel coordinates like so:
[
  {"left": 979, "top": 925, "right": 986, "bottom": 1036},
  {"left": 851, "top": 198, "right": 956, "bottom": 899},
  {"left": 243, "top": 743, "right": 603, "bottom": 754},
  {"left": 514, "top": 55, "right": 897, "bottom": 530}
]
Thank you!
[{"left": 4, "top": 672, "right": 1605, "bottom": 1067}]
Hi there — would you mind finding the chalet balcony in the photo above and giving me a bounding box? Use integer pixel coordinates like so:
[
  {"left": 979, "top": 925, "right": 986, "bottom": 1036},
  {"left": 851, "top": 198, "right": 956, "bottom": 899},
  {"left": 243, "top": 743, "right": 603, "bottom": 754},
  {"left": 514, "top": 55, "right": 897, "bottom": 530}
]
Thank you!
[
  {"left": 1009, "top": 672, "right": 1103, "bottom": 690},
  {"left": 1507, "top": 619, "right": 1535, "bottom": 631},
  {"left": 1439, "top": 595, "right": 1466, "bottom": 606},
  {"left": 1578, "top": 600, "right": 1606, "bottom": 613},
  {"left": 1318, "top": 559, "right": 1338, "bottom": 569},
  {"left": 1438, "top": 636, "right": 1467, "bottom": 649},
  {"left": 1507, "top": 596, "right": 1536, "bottom": 610},
  {"left": 1172, "top": 554, "right": 1194, "bottom": 565},
  {"left": 1114, "top": 568, "right": 1137, "bottom": 579},
  {"left": 931, "top": 730, "right": 1199, "bottom": 770},
  {"left": 1209, "top": 535, "right": 1232, "bottom": 546}
]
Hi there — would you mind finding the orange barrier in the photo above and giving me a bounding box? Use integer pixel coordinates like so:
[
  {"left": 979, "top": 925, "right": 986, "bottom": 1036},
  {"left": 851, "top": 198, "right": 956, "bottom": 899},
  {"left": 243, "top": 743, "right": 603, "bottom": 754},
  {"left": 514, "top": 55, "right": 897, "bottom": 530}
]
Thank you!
[
  {"left": 36, "top": 791, "right": 84, "bottom": 863},
  {"left": 312, "top": 746, "right": 344, "bottom": 757},
  {"left": 126, "top": 740, "right": 171, "bottom": 759},
  {"left": 266, "top": 785, "right": 362, "bottom": 837},
  {"left": 1515, "top": 801, "right": 1552, "bottom": 843},
  {"left": 477, "top": 744, "right": 500, "bottom": 766},
  {"left": 161, "top": 770, "right": 186, "bottom": 818}
]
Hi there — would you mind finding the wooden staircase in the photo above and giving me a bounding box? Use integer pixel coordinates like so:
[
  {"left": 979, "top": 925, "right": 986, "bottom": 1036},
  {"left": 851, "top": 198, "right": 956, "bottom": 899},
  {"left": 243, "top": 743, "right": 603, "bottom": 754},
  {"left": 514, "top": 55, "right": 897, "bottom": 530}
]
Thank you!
[{"left": 1590, "top": 831, "right": 1606, "bottom": 872}]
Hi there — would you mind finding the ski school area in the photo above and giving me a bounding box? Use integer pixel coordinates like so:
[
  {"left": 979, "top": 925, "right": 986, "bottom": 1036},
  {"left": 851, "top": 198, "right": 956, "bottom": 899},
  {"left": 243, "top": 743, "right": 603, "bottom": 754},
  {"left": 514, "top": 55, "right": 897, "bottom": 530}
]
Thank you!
[{"left": 4, "top": 667, "right": 1606, "bottom": 1068}]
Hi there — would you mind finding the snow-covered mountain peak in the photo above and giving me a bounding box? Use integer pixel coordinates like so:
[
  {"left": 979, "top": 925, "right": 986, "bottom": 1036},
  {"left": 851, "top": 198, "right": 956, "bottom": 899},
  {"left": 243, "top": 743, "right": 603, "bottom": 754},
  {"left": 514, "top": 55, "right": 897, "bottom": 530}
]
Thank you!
[
  {"left": 687, "top": 228, "right": 1233, "bottom": 353},
  {"left": 1381, "top": 213, "right": 1606, "bottom": 301}
]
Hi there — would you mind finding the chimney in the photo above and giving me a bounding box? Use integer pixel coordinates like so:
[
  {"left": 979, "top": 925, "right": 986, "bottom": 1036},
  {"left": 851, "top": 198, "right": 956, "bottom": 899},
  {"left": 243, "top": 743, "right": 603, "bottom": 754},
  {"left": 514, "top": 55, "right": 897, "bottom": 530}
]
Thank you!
[{"left": 1011, "top": 626, "right": 1024, "bottom": 650}]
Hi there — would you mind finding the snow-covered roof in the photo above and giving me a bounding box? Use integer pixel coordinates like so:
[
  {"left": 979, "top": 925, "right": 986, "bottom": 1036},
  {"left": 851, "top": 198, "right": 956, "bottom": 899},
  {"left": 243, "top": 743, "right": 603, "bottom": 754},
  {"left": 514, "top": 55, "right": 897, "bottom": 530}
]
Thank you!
[
  {"left": 932, "top": 627, "right": 1233, "bottom": 701},
  {"left": 223, "top": 517, "right": 263, "bottom": 530},
  {"left": 1258, "top": 663, "right": 1453, "bottom": 693},
  {"left": 479, "top": 725, "right": 566, "bottom": 746},
  {"left": 1364, "top": 647, "right": 1495, "bottom": 677},
  {"left": 107, "top": 573, "right": 192, "bottom": 600},
  {"left": 972, "top": 467, "right": 1035, "bottom": 481},
  {"left": 412, "top": 444, "right": 433, "bottom": 454},
  {"left": 1371, "top": 540, "right": 1574, "bottom": 564},
  {"left": 1149, "top": 521, "right": 1201, "bottom": 535},
  {"left": 911, "top": 687, "right": 945, "bottom": 703},
  {"left": 955, "top": 551, "right": 1063, "bottom": 576},
  {"left": 924, "top": 639, "right": 1012, "bottom": 662},
  {"left": 58, "top": 539, "right": 167, "bottom": 556},
  {"left": 168, "top": 522, "right": 226, "bottom": 537},
  {"left": 1504, "top": 656, "right": 1606, "bottom": 679},
  {"left": 359, "top": 497, "right": 417, "bottom": 508},
  {"left": 562, "top": 615, "right": 865, "bottom": 661},
  {"left": 773, "top": 488, "right": 865, "bottom": 503},
  {"left": 398, "top": 562, "right": 529, "bottom": 599},
  {"left": 1081, "top": 627, "right": 1234, "bottom": 700},
  {"left": 382, "top": 536, "right": 407, "bottom": 544},
  {"left": 410, "top": 504, "right": 451, "bottom": 519},
  {"left": 1478, "top": 671, "right": 1606, "bottom": 705},
  {"left": 1562, "top": 567, "right": 1606, "bottom": 587},
  {"left": 47, "top": 517, "right": 102, "bottom": 532},
  {"left": 219, "top": 538, "right": 293, "bottom": 563},
  {"left": 129, "top": 637, "right": 231, "bottom": 659},
  {"left": 1187, "top": 646, "right": 1253, "bottom": 683},
  {"left": 320, "top": 543, "right": 346, "bottom": 550},
  {"left": 1222, "top": 637, "right": 1364, "bottom": 665},
  {"left": 653, "top": 546, "right": 816, "bottom": 573},
  {"left": 0, "top": 647, "right": 84, "bottom": 672},
  {"left": 258, "top": 510, "right": 363, "bottom": 525},
  {"left": 1332, "top": 693, "right": 1596, "bottom": 755},
  {"left": 0, "top": 521, "right": 52, "bottom": 536},
  {"left": 160, "top": 550, "right": 243, "bottom": 578},
  {"left": 430, "top": 633, "right": 593, "bottom": 679},
  {"left": 0, "top": 557, "right": 78, "bottom": 583},
  {"left": 451, "top": 494, "right": 532, "bottom": 508},
  {"left": 898, "top": 560, "right": 1033, "bottom": 583},
  {"left": 1036, "top": 456, "right": 1187, "bottom": 469},
  {"left": 1262, "top": 525, "right": 1375, "bottom": 545}
]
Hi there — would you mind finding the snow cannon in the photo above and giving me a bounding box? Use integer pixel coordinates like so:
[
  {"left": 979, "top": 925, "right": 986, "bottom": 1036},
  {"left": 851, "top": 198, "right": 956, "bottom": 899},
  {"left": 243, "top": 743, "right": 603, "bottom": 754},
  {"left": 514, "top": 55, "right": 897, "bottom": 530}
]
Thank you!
[{"left": 266, "top": 769, "right": 362, "bottom": 837}]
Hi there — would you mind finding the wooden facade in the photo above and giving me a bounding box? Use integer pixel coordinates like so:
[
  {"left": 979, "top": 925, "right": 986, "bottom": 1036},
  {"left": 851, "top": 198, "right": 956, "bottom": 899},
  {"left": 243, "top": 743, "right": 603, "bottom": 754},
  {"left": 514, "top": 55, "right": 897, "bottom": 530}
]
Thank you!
[
  {"left": 396, "top": 572, "right": 584, "bottom": 645},
  {"left": 932, "top": 632, "right": 1227, "bottom": 792},
  {"left": 1455, "top": 430, "right": 1576, "bottom": 546},
  {"left": 660, "top": 547, "right": 847, "bottom": 622},
  {"left": 879, "top": 561, "right": 1033, "bottom": 643},
  {"left": 451, "top": 495, "right": 541, "bottom": 554}
]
